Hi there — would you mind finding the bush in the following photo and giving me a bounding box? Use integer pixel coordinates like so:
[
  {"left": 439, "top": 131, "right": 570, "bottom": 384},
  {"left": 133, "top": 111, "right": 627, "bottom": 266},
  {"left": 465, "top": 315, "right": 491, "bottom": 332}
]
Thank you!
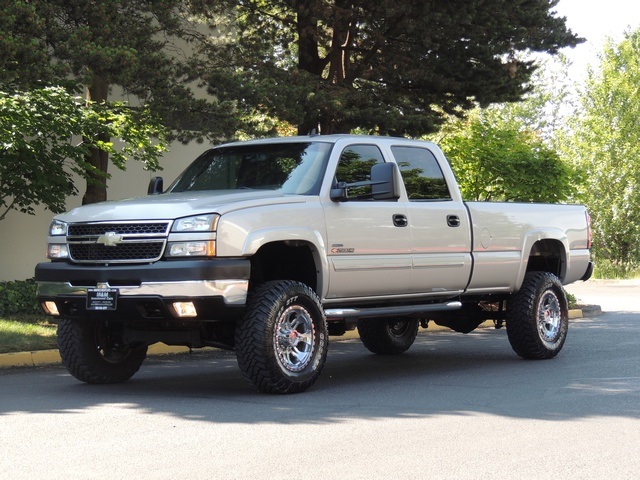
[
  {"left": 0, "top": 278, "right": 41, "bottom": 317},
  {"left": 593, "top": 260, "right": 640, "bottom": 279}
]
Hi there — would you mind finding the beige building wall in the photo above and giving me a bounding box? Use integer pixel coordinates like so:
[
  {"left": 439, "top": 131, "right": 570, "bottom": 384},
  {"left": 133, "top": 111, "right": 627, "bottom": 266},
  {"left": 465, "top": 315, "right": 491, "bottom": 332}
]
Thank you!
[{"left": 0, "top": 141, "right": 209, "bottom": 281}]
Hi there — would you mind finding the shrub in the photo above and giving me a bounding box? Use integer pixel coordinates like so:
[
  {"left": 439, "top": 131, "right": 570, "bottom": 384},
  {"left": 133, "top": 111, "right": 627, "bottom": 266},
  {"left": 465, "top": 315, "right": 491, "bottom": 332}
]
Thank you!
[{"left": 0, "top": 278, "right": 41, "bottom": 317}]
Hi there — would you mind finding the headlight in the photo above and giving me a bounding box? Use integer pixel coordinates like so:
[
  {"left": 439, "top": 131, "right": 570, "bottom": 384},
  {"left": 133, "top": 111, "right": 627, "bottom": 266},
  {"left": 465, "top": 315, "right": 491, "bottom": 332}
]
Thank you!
[
  {"left": 172, "top": 214, "right": 219, "bottom": 232},
  {"left": 167, "top": 241, "right": 216, "bottom": 257},
  {"left": 49, "top": 220, "right": 67, "bottom": 236}
]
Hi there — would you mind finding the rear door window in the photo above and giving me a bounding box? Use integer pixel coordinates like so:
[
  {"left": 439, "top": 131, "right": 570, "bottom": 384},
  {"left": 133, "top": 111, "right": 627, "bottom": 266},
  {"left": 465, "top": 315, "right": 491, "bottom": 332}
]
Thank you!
[{"left": 391, "top": 146, "right": 451, "bottom": 201}]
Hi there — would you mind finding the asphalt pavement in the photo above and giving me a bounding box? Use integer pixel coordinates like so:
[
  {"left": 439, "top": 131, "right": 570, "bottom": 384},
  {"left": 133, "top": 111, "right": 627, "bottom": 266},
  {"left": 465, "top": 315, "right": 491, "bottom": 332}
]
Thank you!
[{"left": 1, "top": 278, "right": 638, "bottom": 480}]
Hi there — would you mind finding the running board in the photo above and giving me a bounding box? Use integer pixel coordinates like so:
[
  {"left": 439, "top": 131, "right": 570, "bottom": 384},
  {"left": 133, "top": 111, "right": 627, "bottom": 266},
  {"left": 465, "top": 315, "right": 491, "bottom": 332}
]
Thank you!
[{"left": 324, "top": 301, "right": 462, "bottom": 320}]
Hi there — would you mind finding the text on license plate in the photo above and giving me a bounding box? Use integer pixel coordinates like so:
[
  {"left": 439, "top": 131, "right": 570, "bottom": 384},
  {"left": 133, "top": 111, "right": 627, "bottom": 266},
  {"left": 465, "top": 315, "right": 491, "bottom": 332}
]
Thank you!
[{"left": 87, "top": 288, "right": 118, "bottom": 311}]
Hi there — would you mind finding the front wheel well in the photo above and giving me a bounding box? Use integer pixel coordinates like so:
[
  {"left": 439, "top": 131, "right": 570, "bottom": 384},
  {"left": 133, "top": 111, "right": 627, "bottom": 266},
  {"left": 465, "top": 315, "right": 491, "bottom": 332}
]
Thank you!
[{"left": 249, "top": 241, "right": 320, "bottom": 293}]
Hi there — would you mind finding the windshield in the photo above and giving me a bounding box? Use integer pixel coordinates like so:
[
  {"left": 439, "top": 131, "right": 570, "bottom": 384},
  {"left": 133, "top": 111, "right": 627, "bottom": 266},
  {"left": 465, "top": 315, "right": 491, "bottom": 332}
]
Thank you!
[{"left": 168, "top": 142, "right": 333, "bottom": 195}]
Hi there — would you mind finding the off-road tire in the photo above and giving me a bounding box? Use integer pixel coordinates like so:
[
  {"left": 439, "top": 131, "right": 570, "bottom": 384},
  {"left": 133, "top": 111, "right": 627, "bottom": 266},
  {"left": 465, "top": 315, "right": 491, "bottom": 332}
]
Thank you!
[
  {"left": 357, "top": 317, "right": 419, "bottom": 354},
  {"left": 507, "top": 271, "right": 569, "bottom": 359},
  {"left": 57, "top": 318, "right": 147, "bottom": 384},
  {"left": 235, "top": 280, "right": 328, "bottom": 394}
]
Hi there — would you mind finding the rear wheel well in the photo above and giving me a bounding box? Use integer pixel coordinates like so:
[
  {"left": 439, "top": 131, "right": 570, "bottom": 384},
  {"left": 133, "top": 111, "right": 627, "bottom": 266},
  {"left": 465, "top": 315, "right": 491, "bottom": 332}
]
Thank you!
[
  {"left": 526, "top": 239, "right": 566, "bottom": 280},
  {"left": 249, "top": 241, "right": 320, "bottom": 293}
]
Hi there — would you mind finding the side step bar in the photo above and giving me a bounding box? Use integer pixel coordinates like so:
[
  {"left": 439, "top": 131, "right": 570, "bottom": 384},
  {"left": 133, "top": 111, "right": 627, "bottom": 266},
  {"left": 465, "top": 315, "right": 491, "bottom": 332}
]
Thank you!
[{"left": 325, "top": 301, "right": 462, "bottom": 320}]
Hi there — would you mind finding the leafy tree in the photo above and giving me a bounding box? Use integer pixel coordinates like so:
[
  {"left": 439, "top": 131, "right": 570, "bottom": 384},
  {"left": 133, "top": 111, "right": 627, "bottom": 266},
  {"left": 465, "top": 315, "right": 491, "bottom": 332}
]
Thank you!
[
  {"left": 435, "top": 110, "right": 580, "bottom": 203},
  {"left": 0, "top": 86, "right": 167, "bottom": 221},
  {"left": 196, "top": 0, "right": 582, "bottom": 135},
  {"left": 0, "top": 0, "right": 237, "bottom": 204},
  {"left": 558, "top": 29, "right": 640, "bottom": 265},
  {"left": 483, "top": 54, "right": 579, "bottom": 148}
]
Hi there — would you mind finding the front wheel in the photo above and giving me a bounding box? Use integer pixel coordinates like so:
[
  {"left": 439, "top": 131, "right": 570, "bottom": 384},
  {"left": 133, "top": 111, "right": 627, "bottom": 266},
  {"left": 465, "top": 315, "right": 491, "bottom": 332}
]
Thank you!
[
  {"left": 507, "top": 271, "right": 569, "bottom": 359},
  {"left": 235, "top": 281, "right": 328, "bottom": 394},
  {"left": 357, "top": 317, "right": 419, "bottom": 354},
  {"left": 57, "top": 318, "right": 148, "bottom": 384}
]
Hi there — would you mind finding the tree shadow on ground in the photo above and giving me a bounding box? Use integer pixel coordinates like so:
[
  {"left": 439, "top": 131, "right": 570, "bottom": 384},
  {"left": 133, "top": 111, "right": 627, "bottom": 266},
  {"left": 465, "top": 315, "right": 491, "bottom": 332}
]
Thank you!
[{"left": 1, "top": 314, "right": 639, "bottom": 423}]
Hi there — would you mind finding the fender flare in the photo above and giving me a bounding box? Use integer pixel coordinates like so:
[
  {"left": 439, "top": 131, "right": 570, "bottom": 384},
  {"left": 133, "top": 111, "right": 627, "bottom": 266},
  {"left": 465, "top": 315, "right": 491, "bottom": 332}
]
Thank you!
[
  {"left": 514, "top": 228, "right": 569, "bottom": 291},
  {"left": 241, "top": 227, "right": 330, "bottom": 297}
]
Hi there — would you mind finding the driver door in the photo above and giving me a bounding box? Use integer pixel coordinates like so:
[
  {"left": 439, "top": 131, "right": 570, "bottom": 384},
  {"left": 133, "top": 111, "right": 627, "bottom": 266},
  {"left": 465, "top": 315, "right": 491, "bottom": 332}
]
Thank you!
[{"left": 322, "top": 144, "right": 411, "bottom": 299}]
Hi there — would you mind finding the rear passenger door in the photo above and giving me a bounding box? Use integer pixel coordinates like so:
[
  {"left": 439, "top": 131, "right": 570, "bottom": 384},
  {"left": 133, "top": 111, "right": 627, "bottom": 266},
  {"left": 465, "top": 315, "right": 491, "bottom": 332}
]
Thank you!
[
  {"left": 322, "top": 144, "right": 411, "bottom": 299},
  {"left": 391, "top": 145, "right": 472, "bottom": 296}
]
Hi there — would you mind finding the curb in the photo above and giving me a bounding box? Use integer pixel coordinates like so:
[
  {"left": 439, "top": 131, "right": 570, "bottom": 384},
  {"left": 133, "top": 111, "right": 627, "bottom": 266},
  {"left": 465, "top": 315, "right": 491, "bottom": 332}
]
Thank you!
[{"left": 0, "top": 310, "right": 588, "bottom": 369}]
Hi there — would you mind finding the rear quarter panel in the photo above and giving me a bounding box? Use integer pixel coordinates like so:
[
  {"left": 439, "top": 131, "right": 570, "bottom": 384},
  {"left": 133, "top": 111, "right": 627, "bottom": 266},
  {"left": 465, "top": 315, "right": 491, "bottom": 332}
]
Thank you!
[{"left": 465, "top": 202, "right": 590, "bottom": 294}]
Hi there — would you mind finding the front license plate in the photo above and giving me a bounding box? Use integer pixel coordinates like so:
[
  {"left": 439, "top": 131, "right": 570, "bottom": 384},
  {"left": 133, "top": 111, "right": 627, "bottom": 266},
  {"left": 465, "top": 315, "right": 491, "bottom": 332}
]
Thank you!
[{"left": 87, "top": 288, "right": 118, "bottom": 311}]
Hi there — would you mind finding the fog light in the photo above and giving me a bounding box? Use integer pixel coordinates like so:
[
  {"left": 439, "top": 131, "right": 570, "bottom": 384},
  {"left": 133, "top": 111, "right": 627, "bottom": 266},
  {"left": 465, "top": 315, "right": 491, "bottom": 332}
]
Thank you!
[
  {"left": 43, "top": 301, "right": 60, "bottom": 316},
  {"left": 173, "top": 302, "right": 197, "bottom": 318}
]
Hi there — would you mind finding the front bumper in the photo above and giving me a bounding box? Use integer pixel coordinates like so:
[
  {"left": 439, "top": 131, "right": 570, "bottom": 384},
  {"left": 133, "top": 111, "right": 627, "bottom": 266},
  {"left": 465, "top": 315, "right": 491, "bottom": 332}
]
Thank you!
[{"left": 35, "top": 258, "right": 251, "bottom": 321}]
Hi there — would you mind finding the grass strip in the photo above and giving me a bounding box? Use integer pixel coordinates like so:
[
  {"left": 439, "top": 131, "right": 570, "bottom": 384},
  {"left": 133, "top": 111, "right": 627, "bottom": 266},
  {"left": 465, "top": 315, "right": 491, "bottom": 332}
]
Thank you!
[{"left": 0, "top": 315, "right": 57, "bottom": 354}]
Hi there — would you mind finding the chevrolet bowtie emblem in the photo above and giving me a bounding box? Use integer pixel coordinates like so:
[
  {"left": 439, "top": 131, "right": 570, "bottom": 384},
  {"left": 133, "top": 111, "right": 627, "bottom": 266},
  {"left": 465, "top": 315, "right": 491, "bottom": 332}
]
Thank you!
[{"left": 96, "top": 231, "right": 123, "bottom": 247}]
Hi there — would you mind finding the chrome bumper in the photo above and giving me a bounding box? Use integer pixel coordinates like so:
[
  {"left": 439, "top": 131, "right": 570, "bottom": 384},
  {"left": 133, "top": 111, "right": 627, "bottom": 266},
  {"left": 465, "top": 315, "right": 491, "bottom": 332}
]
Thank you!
[{"left": 36, "top": 279, "right": 249, "bottom": 305}]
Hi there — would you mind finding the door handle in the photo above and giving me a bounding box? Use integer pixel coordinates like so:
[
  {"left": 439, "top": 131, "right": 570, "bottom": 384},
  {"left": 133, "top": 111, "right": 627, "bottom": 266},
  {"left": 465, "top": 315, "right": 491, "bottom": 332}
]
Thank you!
[
  {"left": 447, "top": 215, "right": 460, "bottom": 227},
  {"left": 393, "top": 214, "right": 408, "bottom": 227}
]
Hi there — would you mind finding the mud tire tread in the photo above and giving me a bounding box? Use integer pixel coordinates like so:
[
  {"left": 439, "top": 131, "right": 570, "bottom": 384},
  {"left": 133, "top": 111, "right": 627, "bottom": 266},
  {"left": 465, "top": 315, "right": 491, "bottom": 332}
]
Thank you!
[
  {"left": 506, "top": 271, "right": 569, "bottom": 360},
  {"left": 234, "top": 281, "right": 328, "bottom": 394},
  {"left": 57, "top": 318, "right": 147, "bottom": 384}
]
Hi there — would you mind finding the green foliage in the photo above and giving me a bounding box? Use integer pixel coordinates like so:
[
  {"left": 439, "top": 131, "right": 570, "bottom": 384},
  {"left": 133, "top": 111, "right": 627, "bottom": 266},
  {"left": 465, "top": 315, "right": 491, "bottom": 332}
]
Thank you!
[
  {"left": 565, "top": 291, "right": 577, "bottom": 309},
  {"left": 435, "top": 110, "right": 581, "bottom": 202},
  {"left": 0, "top": 86, "right": 168, "bottom": 220},
  {"left": 0, "top": 279, "right": 40, "bottom": 317},
  {"left": 0, "top": 0, "right": 237, "bottom": 205},
  {"left": 592, "top": 259, "right": 640, "bottom": 280},
  {"left": 196, "top": 0, "right": 582, "bottom": 136},
  {"left": 0, "top": 87, "right": 83, "bottom": 219},
  {"left": 557, "top": 29, "right": 640, "bottom": 264}
]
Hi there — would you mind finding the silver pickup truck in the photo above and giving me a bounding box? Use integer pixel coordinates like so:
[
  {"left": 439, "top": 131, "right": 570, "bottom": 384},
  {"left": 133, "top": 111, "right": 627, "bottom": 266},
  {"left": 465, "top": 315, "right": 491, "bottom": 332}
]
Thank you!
[{"left": 35, "top": 135, "right": 593, "bottom": 393}]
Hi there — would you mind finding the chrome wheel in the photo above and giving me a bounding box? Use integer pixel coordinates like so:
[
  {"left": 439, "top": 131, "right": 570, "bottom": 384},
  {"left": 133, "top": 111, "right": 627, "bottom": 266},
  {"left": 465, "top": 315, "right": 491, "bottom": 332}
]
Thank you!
[
  {"left": 274, "top": 305, "right": 316, "bottom": 373},
  {"left": 537, "top": 291, "right": 562, "bottom": 343}
]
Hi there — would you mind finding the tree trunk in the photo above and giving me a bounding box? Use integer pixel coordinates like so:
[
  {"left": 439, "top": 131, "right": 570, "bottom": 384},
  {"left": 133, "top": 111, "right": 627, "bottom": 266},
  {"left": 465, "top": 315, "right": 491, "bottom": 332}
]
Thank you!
[
  {"left": 82, "top": 77, "right": 110, "bottom": 205},
  {"left": 294, "top": 1, "right": 355, "bottom": 135},
  {"left": 294, "top": 1, "right": 321, "bottom": 135}
]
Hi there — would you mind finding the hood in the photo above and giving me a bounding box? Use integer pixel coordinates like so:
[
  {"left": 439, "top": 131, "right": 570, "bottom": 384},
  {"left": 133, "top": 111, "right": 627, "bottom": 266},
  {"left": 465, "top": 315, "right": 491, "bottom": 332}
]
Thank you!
[{"left": 57, "top": 190, "right": 306, "bottom": 223}]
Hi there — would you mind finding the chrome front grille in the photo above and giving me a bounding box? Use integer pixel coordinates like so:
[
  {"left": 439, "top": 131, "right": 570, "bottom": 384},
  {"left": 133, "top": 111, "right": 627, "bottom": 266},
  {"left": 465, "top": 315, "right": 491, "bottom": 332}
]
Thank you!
[
  {"left": 67, "top": 221, "right": 171, "bottom": 264},
  {"left": 68, "top": 222, "right": 170, "bottom": 236}
]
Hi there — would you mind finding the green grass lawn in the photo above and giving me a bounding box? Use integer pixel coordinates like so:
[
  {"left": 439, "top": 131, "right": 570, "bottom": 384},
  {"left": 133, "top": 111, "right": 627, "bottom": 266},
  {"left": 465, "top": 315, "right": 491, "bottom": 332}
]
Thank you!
[{"left": 0, "top": 314, "right": 57, "bottom": 354}]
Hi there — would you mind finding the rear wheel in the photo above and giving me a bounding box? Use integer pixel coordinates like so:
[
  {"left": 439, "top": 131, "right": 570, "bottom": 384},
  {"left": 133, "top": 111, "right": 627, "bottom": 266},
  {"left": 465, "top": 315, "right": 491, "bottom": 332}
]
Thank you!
[
  {"left": 357, "top": 317, "right": 419, "bottom": 354},
  {"left": 57, "top": 318, "right": 147, "bottom": 384},
  {"left": 507, "top": 271, "right": 569, "bottom": 359},
  {"left": 235, "top": 281, "right": 328, "bottom": 394}
]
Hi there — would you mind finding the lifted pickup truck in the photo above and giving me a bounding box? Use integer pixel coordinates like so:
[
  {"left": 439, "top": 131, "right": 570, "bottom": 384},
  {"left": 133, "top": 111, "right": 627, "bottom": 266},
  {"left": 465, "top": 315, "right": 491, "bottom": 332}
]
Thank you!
[{"left": 35, "top": 135, "right": 593, "bottom": 393}]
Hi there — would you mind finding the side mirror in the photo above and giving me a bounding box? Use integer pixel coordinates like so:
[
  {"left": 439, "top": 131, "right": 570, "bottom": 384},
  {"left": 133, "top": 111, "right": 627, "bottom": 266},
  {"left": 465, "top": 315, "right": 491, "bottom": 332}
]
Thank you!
[
  {"left": 370, "top": 162, "right": 400, "bottom": 200},
  {"left": 330, "top": 182, "right": 348, "bottom": 201},
  {"left": 148, "top": 176, "right": 164, "bottom": 195},
  {"left": 330, "top": 162, "right": 400, "bottom": 201}
]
